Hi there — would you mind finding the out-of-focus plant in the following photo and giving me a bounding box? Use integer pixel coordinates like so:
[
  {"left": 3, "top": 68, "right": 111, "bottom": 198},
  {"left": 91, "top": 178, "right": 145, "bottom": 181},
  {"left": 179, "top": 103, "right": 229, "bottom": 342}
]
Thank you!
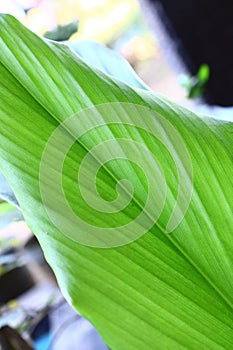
[
  {"left": 44, "top": 20, "right": 78, "bottom": 41},
  {"left": 0, "top": 201, "right": 22, "bottom": 230},
  {"left": 180, "top": 63, "right": 210, "bottom": 99}
]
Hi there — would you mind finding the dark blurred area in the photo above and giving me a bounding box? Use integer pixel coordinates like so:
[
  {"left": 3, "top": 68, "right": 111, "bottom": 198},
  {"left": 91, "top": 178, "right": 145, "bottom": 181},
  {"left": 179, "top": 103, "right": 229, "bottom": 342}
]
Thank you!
[
  {"left": 147, "top": 0, "right": 233, "bottom": 106},
  {"left": 0, "top": 231, "right": 108, "bottom": 350}
]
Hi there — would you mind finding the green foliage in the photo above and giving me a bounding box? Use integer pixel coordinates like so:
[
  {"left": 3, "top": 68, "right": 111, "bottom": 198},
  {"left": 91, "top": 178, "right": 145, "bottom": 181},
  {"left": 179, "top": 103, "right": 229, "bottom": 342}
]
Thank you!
[
  {"left": 0, "top": 201, "right": 22, "bottom": 229},
  {"left": 0, "top": 15, "right": 232, "bottom": 350},
  {"left": 44, "top": 20, "right": 78, "bottom": 41},
  {"left": 180, "top": 64, "right": 210, "bottom": 99}
]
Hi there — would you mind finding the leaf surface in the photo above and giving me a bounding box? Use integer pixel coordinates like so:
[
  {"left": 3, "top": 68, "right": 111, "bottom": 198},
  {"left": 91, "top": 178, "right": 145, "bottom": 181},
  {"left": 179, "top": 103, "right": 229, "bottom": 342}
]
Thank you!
[
  {"left": 0, "top": 15, "right": 233, "bottom": 350},
  {"left": 67, "top": 40, "right": 149, "bottom": 89}
]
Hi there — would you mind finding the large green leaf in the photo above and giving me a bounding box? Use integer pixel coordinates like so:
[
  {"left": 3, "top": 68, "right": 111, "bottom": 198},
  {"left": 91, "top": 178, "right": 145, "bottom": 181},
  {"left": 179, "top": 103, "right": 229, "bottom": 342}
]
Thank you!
[
  {"left": 0, "top": 38, "right": 148, "bottom": 209},
  {"left": 0, "top": 15, "right": 233, "bottom": 349}
]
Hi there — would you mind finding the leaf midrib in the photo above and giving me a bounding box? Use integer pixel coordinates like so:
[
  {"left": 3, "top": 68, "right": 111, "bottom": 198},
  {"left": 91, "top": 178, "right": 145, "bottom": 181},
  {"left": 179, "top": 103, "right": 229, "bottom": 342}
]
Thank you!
[{"left": 1, "top": 38, "right": 233, "bottom": 315}]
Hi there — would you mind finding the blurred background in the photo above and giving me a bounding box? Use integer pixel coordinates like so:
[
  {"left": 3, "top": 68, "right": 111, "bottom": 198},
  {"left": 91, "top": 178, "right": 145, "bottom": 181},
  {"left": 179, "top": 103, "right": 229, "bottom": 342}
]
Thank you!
[
  {"left": 0, "top": 0, "right": 232, "bottom": 349},
  {"left": 0, "top": 0, "right": 202, "bottom": 106}
]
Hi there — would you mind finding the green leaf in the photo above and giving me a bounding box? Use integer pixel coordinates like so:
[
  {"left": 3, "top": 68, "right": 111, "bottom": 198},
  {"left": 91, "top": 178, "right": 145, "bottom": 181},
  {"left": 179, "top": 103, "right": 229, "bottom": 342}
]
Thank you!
[
  {"left": 0, "top": 15, "right": 233, "bottom": 350},
  {"left": 188, "top": 81, "right": 204, "bottom": 99},
  {"left": 0, "top": 200, "right": 22, "bottom": 229},
  {"left": 67, "top": 40, "right": 149, "bottom": 90},
  {"left": 0, "top": 38, "right": 147, "bottom": 208},
  {"left": 197, "top": 64, "right": 210, "bottom": 84},
  {"left": 0, "top": 172, "right": 18, "bottom": 207},
  {"left": 44, "top": 21, "right": 78, "bottom": 42},
  {"left": 180, "top": 64, "right": 210, "bottom": 99},
  {"left": 0, "top": 201, "right": 13, "bottom": 214}
]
